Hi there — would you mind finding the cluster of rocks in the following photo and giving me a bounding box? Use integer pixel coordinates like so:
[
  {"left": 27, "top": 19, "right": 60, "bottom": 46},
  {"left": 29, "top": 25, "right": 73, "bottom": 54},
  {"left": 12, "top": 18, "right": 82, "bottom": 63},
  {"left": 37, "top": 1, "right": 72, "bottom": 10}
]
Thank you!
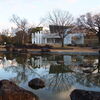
[
  {"left": 0, "top": 78, "right": 45, "bottom": 100},
  {"left": 0, "top": 79, "right": 100, "bottom": 100}
]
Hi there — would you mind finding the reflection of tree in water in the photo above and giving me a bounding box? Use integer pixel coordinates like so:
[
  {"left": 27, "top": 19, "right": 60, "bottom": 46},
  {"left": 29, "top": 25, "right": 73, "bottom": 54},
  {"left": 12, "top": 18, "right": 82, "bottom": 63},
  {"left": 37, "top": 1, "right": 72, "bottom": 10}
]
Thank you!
[
  {"left": 9, "top": 65, "right": 29, "bottom": 84},
  {"left": 75, "top": 73, "right": 100, "bottom": 87},
  {"left": 74, "top": 54, "right": 100, "bottom": 87},
  {"left": 4, "top": 63, "right": 31, "bottom": 84},
  {"left": 1, "top": 53, "right": 100, "bottom": 90},
  {"left": 46, "top": 54, "right": 100, "bottom": 90},
  {"left": 97, "top": 54, "right": 100, "bottom": 73},
  {"left": 45, "top": 64, "right": 75, "bottom": 93},
  {"left": 2, "top": 53, "right": 44, "bottom": 84}
]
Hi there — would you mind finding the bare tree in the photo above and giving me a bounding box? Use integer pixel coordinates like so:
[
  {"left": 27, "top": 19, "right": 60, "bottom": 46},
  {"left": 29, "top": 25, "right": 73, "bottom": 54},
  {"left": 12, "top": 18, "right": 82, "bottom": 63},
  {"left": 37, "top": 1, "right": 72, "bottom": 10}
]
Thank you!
[
  {"left": 47, "top": 10, "right": 74, "bottom": 47},
  {"left": 10, "top": 15, "right": 28, "bottom": 31},
  {"left": 10, "top": 15, "right": 28, "bottom": 45},
  {"left": 76, "top": 12, "right": 100, "bottom": 44}
]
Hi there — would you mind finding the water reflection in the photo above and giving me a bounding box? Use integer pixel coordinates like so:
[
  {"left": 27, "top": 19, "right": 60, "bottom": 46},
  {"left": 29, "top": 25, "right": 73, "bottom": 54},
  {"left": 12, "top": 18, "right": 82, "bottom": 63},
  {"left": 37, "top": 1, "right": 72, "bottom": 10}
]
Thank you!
[
  {"left": 75, "top": 73, "right": 100, "bottom": 87},
  {"left": 0, "top": 53, "right": 100, "bottom": 100},
  {"left": 97, "top": 54, "right": 100, "bottom": 73}
]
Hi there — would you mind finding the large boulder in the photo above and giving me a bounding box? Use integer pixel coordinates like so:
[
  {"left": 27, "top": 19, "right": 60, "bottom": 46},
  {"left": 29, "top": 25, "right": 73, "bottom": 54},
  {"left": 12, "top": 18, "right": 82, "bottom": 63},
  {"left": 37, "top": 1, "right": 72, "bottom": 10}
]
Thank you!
[
  {"left": 70, "top": 89, "right": 100, "bottom": 100},
  {"left": 0, "top": 80, "right": 38, "bottom": 100},
  {"left": 28, "top": 78, "right": 45, "bottom": 89}
]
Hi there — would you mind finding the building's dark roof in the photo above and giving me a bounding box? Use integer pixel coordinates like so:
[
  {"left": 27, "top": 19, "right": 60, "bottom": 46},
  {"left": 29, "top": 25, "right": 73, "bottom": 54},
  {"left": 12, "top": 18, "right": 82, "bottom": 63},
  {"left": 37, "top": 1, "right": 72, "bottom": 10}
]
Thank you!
[{"left": 49, "top": 25, "right": 72, "bottom": 33}]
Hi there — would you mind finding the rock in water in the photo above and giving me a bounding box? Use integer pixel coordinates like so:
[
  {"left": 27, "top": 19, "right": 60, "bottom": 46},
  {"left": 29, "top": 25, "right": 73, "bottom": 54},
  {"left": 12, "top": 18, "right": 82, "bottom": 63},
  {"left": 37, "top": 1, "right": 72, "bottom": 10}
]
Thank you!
[
  {"left": 28, "top": 78, "right": 45, "bottom": 89},
  {"left": 70, "top": 89, "right": 100, "bottom": 100},
  {"left": 0, "top": 80, "right": 39, "bottom": 100}
]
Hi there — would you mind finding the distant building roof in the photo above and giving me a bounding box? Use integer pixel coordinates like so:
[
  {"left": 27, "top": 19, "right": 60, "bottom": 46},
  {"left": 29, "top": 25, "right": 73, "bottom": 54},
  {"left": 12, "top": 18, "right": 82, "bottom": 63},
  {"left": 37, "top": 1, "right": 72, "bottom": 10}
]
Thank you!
[{"left": 49, "top": 25, "right": 72, "bottom": 33}]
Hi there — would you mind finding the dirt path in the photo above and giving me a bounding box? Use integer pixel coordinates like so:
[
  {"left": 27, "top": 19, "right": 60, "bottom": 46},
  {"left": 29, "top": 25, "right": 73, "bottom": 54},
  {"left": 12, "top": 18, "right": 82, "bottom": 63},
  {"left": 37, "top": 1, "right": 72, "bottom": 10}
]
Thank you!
[{"left": 50, "top": 47, "right": 99, "bottom": 53}]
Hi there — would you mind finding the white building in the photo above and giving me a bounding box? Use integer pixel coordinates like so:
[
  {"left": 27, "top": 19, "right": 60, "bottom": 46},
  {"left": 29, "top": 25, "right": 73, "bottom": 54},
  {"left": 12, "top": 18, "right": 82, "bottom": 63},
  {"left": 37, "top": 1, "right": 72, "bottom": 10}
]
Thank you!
[{"left": 32, "top": 31, "right": 85, "bottom": 45}]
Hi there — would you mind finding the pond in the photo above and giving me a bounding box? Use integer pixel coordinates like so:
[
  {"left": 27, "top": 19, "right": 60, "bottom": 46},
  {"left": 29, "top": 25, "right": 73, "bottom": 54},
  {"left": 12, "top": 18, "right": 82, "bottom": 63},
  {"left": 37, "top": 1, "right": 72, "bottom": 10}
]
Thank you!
[{"left": 0, "top": 52, "right": 100, "bottom": 100}]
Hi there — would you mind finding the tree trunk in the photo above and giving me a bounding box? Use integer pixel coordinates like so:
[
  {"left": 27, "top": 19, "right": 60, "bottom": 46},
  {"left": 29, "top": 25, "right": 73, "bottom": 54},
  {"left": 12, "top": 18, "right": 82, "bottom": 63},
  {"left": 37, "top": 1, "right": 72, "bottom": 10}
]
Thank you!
[
  {"left": 98, "top": 52, "right": 100, "bottom": 73},
  {"left": 98, "top": 36, "right": 100, "bottom": 44},
  {"left": 22, "top": 35, "right": 25, "bottom": 45},
  {"left": 97, "top": 29, "right": 100, "bottom": 44},
  {"left": 61, "top": 38, "right": 64, "bottom": 47}
]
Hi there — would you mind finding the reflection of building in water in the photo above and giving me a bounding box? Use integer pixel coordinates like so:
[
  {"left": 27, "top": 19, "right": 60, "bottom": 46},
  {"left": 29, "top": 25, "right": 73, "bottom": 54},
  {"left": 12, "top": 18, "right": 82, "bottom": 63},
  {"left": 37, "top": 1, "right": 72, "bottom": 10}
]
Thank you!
[
  {"left": 30, "top": 55, "right": 98, "bottom": 69},
  {"left": 64, "top": 56, "right": 84, "bottom": 66},
  {"left": 1, "top": 55, "right": 98, "bottom": 74},
  {"left": 64, "top": 56, "right": 71, "bottom": 65},
  {"left": 0, "top": 55, "right": 98, "bottom": 70},
  {"left": 31, "top": 56, "right": 50, "bottom": 68},
  {"left": 71, "top": 56, "right": 84, "bottom": 65}
]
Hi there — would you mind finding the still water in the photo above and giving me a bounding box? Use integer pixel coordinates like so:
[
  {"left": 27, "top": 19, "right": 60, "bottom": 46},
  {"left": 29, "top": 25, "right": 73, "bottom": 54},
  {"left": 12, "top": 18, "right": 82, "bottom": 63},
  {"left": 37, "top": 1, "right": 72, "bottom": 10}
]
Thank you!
[{"left": 0, "top": 53, "right": 100, "bottom": 100}]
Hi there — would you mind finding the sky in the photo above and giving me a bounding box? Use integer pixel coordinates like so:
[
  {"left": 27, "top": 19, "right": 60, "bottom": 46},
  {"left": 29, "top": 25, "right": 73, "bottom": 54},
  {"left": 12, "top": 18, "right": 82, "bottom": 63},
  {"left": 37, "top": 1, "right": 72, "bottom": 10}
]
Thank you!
[{"left": 0, "top": 0, "right": 100, "bottom": 31}]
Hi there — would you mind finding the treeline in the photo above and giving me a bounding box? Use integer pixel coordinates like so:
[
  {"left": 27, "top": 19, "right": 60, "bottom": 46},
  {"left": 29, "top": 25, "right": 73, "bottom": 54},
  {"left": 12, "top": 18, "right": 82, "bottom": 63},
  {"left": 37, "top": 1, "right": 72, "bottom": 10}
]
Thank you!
[
  {"left": 0, "top": 9, "right": 100, "bottom": 47},
  {"left": 0, "top": 27, "right": 43, "bottom": 46}
]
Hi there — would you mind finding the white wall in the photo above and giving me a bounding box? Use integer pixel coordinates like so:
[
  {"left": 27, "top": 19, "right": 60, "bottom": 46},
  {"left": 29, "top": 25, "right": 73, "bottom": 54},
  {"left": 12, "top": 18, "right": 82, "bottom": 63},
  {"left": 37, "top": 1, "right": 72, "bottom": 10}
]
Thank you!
[
  {"left": 64, "top": 33, "right": 84, "bottom": 45},
  {"left": 64, "top": 35, "right": 72, "bottom": 44},
  {"left": 71, "top": 33, "right": 84, "bottom": 44},
  {"left": 32, "top": 32, "right": 43, "bottom": 44},
  {"left": 32, "top": 32, "right": 84, "bottom": 45}
]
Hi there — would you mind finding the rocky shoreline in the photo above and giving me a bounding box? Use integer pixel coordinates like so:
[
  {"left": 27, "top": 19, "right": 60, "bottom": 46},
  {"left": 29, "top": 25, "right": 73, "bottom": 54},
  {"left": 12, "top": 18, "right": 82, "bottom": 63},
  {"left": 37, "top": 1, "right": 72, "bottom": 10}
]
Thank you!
[{"left": 0, "top": 79, "right": 100, "bottom": 100}]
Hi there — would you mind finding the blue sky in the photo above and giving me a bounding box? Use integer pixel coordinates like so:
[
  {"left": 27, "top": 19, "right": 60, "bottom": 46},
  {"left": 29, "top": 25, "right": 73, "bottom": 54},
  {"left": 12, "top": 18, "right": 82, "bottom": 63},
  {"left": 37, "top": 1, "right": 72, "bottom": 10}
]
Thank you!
[{"left": 0, "top": 0, "right": 100, "bottom": 31}]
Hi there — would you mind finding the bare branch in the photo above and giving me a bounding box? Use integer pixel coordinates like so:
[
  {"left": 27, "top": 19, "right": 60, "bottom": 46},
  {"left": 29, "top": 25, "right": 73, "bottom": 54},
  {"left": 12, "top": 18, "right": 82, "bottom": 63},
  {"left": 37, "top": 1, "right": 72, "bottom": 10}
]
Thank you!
[
  {"left": 47, "top": 9, "right": 74, "bottom": 47},
  {"left": 10, "top": 14, "right": 28, "bottom": 31}
]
